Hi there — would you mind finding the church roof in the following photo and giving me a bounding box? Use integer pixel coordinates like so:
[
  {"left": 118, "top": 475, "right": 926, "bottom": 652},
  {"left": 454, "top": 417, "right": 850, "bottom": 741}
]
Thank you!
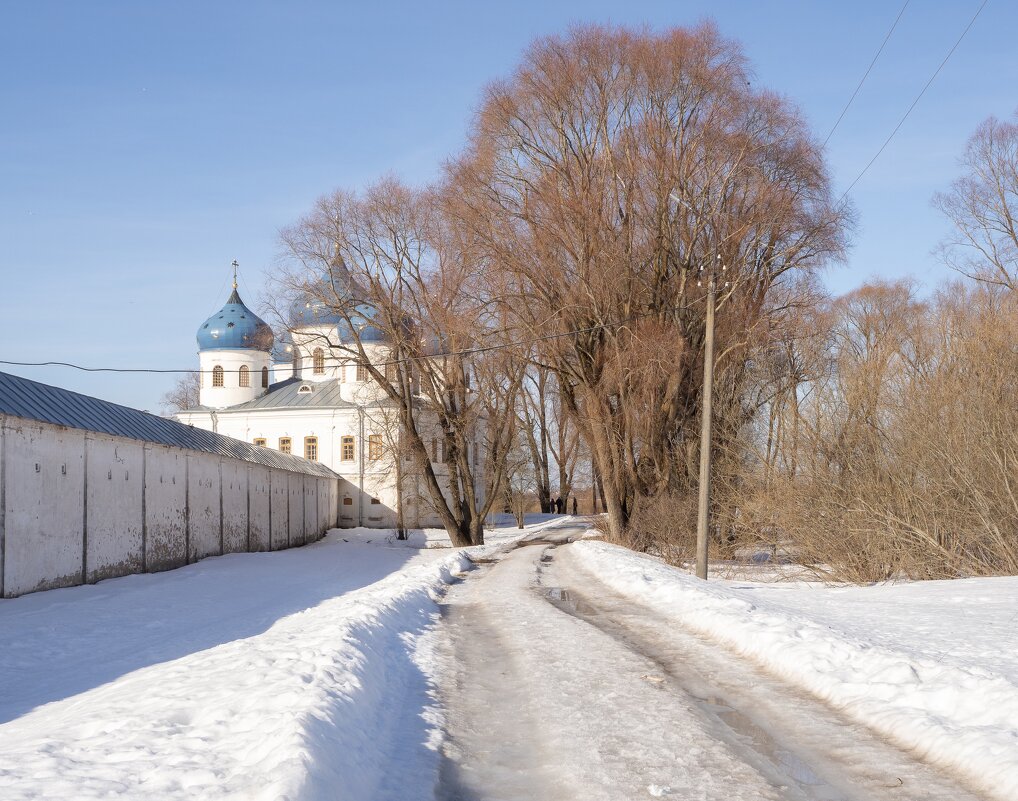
[
  {"left": 197, "top": 287, "right": 274, "bottom": 352},
  {"left": 185, "top": 377, "right": 398, "bottom": 413},
  {"left": 214, "top": 377, "right": 353, "bottom": 411},
  {"left": 0, "top": 371, "right": 337, "bottom": 478}
]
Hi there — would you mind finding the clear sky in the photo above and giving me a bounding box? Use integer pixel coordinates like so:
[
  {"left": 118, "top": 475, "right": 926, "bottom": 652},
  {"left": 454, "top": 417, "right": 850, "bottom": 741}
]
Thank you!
[{"left": 1, "top": 0, "right": 1013, "bottom": 411}]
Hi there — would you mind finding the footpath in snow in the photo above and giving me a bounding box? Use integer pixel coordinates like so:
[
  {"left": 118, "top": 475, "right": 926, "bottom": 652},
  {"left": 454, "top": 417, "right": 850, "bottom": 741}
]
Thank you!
[
  {"left": 0, "top": 516, "right": 559, "bottom": 801},
  {"left": 569, "top": 540, "right": 1018, "bottom": 801}
]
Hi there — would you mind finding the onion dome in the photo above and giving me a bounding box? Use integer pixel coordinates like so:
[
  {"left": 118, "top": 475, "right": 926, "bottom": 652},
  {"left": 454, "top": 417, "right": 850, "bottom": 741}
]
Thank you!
[
  {"left": 292, "top": 298, "right": 387, "bottom": 343},
  {"left": 197, "top": 285, "right": 274, "bottom": 352}
]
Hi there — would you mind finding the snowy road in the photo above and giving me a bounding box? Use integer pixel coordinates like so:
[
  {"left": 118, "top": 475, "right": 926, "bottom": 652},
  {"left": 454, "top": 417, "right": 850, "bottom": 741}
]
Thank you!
[{"left": 434, "top": 526, "right": 988, "bottom": 801}]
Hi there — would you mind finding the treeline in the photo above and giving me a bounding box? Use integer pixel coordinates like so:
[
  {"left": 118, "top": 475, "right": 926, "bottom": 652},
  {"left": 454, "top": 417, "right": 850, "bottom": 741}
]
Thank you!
[{"left": 271, "top": 22, "right": 1018, "bottom": 579}]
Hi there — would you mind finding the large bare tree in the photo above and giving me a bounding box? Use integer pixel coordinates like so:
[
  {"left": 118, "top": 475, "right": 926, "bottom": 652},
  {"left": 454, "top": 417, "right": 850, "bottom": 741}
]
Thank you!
[{"left": 444, "top": 23, "right": 848, "bottom": 541}]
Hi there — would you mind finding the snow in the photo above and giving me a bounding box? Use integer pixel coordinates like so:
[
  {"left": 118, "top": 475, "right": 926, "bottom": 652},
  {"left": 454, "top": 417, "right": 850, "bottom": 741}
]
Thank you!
[
  {"left": 569, "top": 540, "right": 1018, "bottom": 801},
  {"left": 0, "top": 517, "right": 561, "bottom": 800}
]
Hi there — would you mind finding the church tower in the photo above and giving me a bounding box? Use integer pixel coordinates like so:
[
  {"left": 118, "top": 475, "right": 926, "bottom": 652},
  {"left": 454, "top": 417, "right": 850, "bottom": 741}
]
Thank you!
[{"left": 196, "top": 263, "right": 274, "bottom": 409}]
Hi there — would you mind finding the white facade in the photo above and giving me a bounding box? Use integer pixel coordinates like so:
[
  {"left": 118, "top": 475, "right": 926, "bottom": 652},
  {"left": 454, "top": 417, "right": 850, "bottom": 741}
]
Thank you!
[{"left": 180, "top": 289, "right": 485, "bottom": 530}]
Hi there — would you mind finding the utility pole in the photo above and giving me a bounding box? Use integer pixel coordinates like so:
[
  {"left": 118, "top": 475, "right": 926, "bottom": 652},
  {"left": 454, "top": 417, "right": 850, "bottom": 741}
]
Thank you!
[{"left": 695, "top": 255, "right": 723, "bottom": 580}]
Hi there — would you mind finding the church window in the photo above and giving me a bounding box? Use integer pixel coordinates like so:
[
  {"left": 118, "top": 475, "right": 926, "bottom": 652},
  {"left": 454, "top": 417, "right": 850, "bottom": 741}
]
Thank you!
[
  {"left": 370, "top": 497, "right": 381, "bottom": 505},
  {"left": 212, "top": 365, "right": 224, "bottom": 387},
  {"left": 341, "top": 435, "right": 355, "bottom": 461},
  {"left": 304, "top": 436, "right": 318, "bottom": 461},
  {"left": 313, "top": 348, "right": 325, "bottom": 374},
  {"left": 356, "top": 362, "right": 369, "bottom": 382},
  {"left": 239, "top": 365, "right": 250, "bottom": 387},
  {"left": 368, "top": 434, "right": 383, "bottom": 461},
  {"left": 278, "top": 437, "right": 291, "bottom": 454},
  {"left": 261, "top": 366, "right": 269, "bottom": 388},
  {"left": 384, "top": 361, "right": 396, "bottom": 382},
  {"left": 253, "top": 438, "right": 267, "bottom": 446}
]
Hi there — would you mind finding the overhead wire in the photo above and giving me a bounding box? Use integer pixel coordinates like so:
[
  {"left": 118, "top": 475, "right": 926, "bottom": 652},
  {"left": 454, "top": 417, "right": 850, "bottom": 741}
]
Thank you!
[
  {"left": 822, "top": 0, "right": 910, "bottom": 148},
  {"left": 0, "top": 301, "right": 697, "bottom": 376},
  {"left": 836, "top": 0, "right": 988, "bottom": 202}
]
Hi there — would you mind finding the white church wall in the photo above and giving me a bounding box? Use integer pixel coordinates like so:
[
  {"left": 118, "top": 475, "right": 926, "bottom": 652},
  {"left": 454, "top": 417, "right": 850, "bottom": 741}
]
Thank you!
[
  {"left": 248, "top": 465, "right": 271, "bottom": 551},
  {"left": 221, "top": 458, "right": 249, "bottom": 554},
  {"left": 144, "top": 444, "right": 187, "bottom": 571},
  {"left": 1, "top": 419, "right": 85, "bottom": 597},
  {"left": 85, "top": 434, "right": 144, "bottom": 583}
]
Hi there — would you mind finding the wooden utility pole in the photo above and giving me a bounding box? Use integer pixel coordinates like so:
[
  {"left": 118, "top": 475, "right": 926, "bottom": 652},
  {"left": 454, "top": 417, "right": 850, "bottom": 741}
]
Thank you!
[{"left": 695, "top": 257, "right": 722, "bottom": 581}]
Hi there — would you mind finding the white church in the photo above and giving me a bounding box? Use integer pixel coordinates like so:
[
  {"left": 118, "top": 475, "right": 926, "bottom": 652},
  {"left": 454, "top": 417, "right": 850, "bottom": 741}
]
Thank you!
[{"left": 176, "top": 273, "right": 452, "bottom": 529}]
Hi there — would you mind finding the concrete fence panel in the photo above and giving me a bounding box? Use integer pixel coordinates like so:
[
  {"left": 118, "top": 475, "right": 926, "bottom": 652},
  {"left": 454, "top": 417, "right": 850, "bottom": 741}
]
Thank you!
[
  {"left": 303, "top": 475, "right": 317, "bottom": 544},
  {"left": 85, "top": 434, "right": 144, "bottom": 583},
  {"left": 317, "top": 478, "right": 329, "bottom": 537},
  {"left": 269, "top": 470, "right": 289, "bottom": 550},
  {"left": 1, "top": 421, "right": 85, "bottom": 596},
  {"left": 187, "top": 453, "right": 221, "bottom": 561},
  {"left": 288, "top": 474, "right": 304, "bottom": 547},
  {"left": 221, "top": 458, "right": 249, "bottom": 554},
  {"left": 248, "top": 465, "right": 271, "bottom": 552},
  {"left": 144, "top": 445, "right": 187, "bottom": 572}
]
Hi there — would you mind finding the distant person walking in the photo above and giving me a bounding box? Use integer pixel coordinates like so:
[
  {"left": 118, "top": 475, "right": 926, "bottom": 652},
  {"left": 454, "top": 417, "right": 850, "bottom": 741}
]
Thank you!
[
  {"left": 571, "top": 497, "right": 577, "bottom": 515},
  {"left": 555, "top": 496, "right": 564, "bottom": 514}
]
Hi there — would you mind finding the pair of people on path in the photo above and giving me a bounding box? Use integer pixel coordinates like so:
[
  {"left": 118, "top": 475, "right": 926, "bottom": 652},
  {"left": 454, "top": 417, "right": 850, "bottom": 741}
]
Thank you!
[{"left": 552, "top": 496, "right": 578, "bottom": 515}]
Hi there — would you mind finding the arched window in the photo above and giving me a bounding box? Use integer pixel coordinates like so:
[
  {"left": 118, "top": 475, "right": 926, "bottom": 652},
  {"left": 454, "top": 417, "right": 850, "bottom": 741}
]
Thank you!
[
  {"left": 313, "top": 348, "right": 325, "bottom": 374},
  {"left": 212, "top": 365, "right": 224, "bottom": 387},
  {"left": 239, "top": 365, "right": 250, "bottom": 387},
  {"left": 261, "top": 366, "right": 269, "bottom": 387}
]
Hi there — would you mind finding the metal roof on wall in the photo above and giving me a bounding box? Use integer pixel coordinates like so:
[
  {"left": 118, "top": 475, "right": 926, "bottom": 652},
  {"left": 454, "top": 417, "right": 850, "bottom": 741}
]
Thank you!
[{"left": 0, "top": 371, "right": 338, "bottom": 478}]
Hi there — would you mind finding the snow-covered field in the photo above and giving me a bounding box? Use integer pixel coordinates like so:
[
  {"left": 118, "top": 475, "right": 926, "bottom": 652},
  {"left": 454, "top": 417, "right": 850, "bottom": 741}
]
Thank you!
[
  {"left": 0, "top": 517, "right": 560, "bottom": 800},
  {"left": 570, "top": 541, "right": 1018, "bottom": 801}
]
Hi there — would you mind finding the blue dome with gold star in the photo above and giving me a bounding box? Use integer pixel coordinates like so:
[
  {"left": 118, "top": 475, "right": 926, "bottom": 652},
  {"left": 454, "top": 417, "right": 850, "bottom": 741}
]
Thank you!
[{"left": 196, "top": 287, "right": 274, "bottom": 352}]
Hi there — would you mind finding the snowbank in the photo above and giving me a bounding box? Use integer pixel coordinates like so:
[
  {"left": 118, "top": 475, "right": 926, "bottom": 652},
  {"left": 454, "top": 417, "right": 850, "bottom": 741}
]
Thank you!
[
  {"left": 0, "top": 534, "right": 470, "bottom": 800},
  {"left": 569, "top": 541, "right": 1018, "bottom": 801}
]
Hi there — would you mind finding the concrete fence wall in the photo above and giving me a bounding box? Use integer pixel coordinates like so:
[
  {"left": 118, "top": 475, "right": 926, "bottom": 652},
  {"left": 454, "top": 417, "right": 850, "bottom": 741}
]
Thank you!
[{"left": 0, "top": 415, "right": 341, "bottom": 598}]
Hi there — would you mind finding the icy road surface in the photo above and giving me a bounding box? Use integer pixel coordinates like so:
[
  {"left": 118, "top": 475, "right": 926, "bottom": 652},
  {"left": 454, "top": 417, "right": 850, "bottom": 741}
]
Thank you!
[{"left": 435, "top": 525, "right": 989, "bottom": 801}]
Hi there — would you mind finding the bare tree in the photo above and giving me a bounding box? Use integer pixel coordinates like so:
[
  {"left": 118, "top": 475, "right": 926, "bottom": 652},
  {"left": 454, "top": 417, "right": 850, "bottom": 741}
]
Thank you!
[
  {"left": 277, "top": 179, "right": 524, "bottom": 546},
  {"left": 935, "top": 112, "right": 1018, "bottom": 290},
  {"left": 445, "top": 23, "right": 848, "bottom": 543},
  {"left": 161, "top": 372, "right": 200, "bottom": 415}
]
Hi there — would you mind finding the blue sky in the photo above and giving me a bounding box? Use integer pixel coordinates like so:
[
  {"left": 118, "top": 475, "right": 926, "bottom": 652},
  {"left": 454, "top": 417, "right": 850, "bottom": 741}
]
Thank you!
[{"left": 0, "top": 0, "right": 1013, "bottom": 411}]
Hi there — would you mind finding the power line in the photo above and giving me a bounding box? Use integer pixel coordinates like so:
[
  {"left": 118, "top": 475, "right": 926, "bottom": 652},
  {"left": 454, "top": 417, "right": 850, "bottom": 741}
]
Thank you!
[
  {"left": 822, "top": 0, "right": 910, "bottom": 147},
  {"left": 838, "top": 0, "right": 988, "bottom": 201},
  {"left": 0, "top": 302, "right": 696, "bottom": 377}
]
